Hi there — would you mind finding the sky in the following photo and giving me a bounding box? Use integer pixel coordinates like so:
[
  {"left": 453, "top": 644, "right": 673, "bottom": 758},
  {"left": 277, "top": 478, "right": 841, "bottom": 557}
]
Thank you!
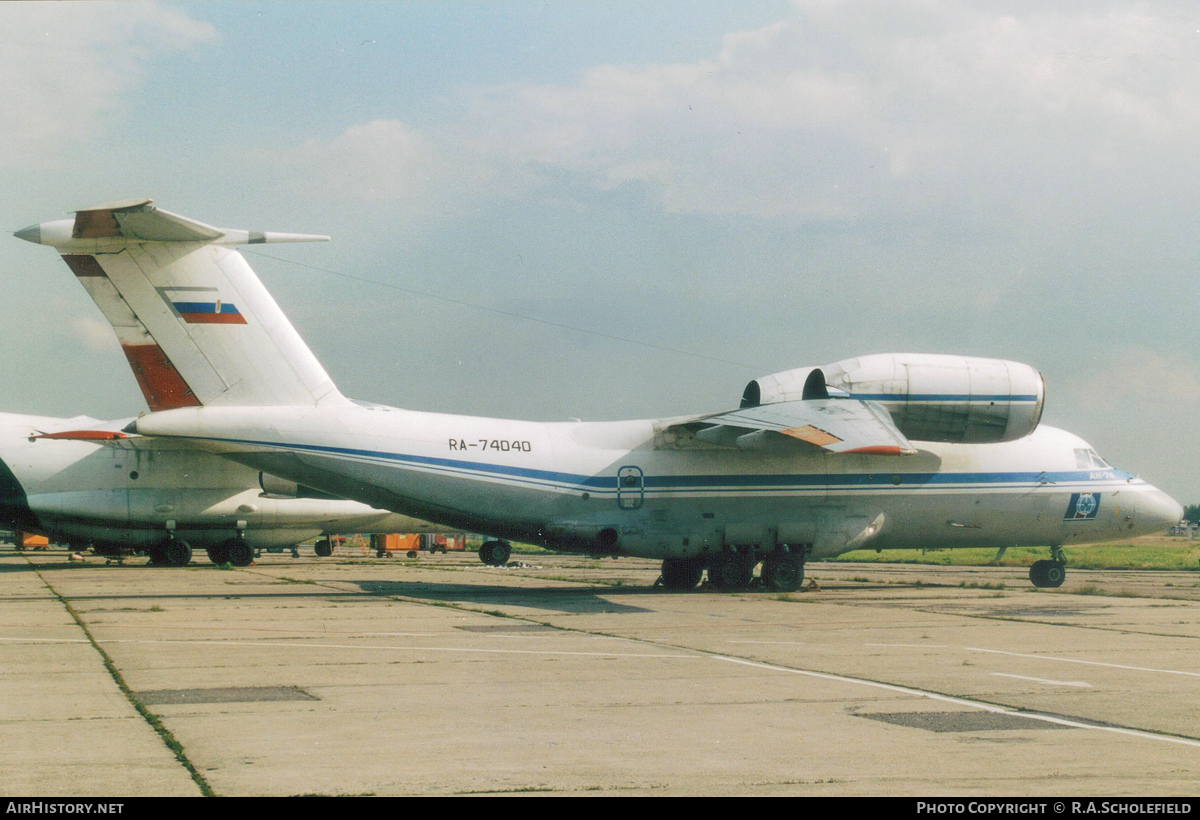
[{"left": 0, "top": 0, "right": 1196, "bottom": 503}]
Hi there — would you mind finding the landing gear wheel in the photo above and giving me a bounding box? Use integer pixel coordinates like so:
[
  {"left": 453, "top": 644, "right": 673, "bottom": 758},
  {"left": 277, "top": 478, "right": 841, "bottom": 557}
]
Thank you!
[
  {"left": 1030, "top": 559, "right": 1065, "bottom": 588},
  {"left": 164, "top": 540, "right": 192, "bottom": 567},
  {"left": 314, "top": 539, "right": 333, "bottom": 558},
  {"left": 225, "top": 538, "right": 254, "bottom": 567},
  {"left": 761, "top": 552, "right": 804, "bottom": 592},
  {"left": 480, "top": 540, "right": 511, "bottom": 566},
  {"left": 660, "top": 557, "right": 704, "bottom": 590},
  {"left": 206, "top": 543, "right": 231, "bottom": 565},
  {"left": 708, "top": 552, "right": 754, "bottom": 591},
  {"left": 146, "top": 544, "right": 168, "bottom": 566}
]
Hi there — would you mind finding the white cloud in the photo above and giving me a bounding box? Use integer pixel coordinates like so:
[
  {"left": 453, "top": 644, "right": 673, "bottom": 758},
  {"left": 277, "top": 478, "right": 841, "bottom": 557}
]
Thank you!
[
  {"left": 1062, "top": 346, "right": 1200, "bottom": 407},
  {"left": 0, "top": 2, "right": 215, "bottom": 167},
  {"left": 448, "top": 2, "right": 1200, "bottom": 218},
  {"left": 259, "top": 3, "right": 1200, "bottom": 225}
]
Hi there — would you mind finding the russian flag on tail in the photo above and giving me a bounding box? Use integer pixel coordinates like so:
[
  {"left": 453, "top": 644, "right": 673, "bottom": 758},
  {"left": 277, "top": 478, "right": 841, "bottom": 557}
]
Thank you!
[{"left": 171, "top": 298, "right": 248, "bottom": 324}]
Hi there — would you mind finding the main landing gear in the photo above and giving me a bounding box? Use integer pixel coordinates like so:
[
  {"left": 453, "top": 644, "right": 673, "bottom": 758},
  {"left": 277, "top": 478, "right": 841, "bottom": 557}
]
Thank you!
[
  {"left": 1029, "top": 546, "right": 1066, "bottom": 588},
  {"left": 206, "top": 538, "right": 254, "bottom": 567},
  {"left": 660, "top": 557, "right": 705, "bottom": 590},
  {"left": 659, "top": 548, "right": 807, "bottom": 593},
  {"left": 479, "top": 540, "right": 512, "bottom": 566},
  {"left": 148, "top": 539, "right": 193, "bottom": 567}
]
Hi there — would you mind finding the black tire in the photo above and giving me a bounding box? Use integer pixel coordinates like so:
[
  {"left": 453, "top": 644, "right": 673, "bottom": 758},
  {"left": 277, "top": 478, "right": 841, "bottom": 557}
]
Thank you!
[
  {"left": 1030, "top": 559, "right": 1065, "bottom": 588},
  {"left": 480, "top": 540, "right": 511, "bottom": 566},
  {"left": 314, "top": 539, "right": 333, "bottom": 558},
  {"left": 708, "top": 553, "right": 754, "bottom": 591},
  {"left": 225, "top": 538, "right": 254, "bottom": 567},
  {"left": 660, "top": 558, "right": 704, "bottom": 590},
  {"left": 146, "top": 544, "right": 168, "bottom": 566},
  {"left": 762, "top": 553, "right": 804, "bottom": 592},
  {"left": 164, "top": 540, "right": 192, "bottom": 568},
  {"left": 206, "top": 543, "right": 230, "bottom": 565}
]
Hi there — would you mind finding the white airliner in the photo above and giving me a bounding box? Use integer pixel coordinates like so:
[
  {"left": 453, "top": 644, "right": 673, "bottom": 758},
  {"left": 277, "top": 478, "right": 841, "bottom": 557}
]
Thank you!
[
  {"left": 15, "top": 200, "right": 1183, "bottom": 589},
  {"left": 0, "top": 410, "right": 433, "bottom": 566}
]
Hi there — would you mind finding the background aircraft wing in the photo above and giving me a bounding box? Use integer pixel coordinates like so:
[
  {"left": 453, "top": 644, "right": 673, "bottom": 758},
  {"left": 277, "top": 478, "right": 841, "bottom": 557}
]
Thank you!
[{"left": 681, "top": 399, "right": 917, "bottom": 455}]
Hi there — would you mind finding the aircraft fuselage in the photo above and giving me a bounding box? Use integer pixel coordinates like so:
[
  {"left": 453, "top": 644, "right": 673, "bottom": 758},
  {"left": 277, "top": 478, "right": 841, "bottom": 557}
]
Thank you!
[
  {"left": 132, "top": 403, "right": 1184, "bottom": 560},
  {"left": 0, "top": 411, "right": 430, "bottom": 556}
]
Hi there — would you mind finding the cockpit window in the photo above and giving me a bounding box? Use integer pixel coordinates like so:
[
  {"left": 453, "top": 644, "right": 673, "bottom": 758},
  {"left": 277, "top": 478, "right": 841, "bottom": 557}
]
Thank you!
[{"left": 1075, "top": 448, "right": 1110, "bottom": 470}]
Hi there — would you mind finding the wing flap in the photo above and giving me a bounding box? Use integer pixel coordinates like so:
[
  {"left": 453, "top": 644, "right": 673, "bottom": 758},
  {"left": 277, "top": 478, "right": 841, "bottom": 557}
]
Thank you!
[{"left": 689, "top": 399, "right": 916, "bottom": 455}]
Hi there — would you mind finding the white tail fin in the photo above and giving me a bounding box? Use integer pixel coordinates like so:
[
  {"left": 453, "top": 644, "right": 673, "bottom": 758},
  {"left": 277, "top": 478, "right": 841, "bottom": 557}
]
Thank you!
[{"left": 16, "top": 200, "right": 346, "bottom": 409}]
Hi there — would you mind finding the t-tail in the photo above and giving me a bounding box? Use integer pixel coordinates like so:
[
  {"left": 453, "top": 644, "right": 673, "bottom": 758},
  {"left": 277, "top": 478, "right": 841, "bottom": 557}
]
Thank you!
[{"left": 15, "top": 199, "right": 347, "bottom": 410}]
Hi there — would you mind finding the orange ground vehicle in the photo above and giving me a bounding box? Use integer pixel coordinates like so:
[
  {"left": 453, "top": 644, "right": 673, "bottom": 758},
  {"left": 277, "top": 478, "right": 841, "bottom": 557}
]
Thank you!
[
  {"left": 371, "top": 533, "right": 466, "bottom": 558},
  {"left": 15, "top": 531, "right": 50, "bottom": 551}
]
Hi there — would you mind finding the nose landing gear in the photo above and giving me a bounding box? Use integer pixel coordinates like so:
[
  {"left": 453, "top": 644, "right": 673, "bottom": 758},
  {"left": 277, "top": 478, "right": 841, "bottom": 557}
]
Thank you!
[{"left": 1030, "top": 546, "right": 1066, "bottom": 588}]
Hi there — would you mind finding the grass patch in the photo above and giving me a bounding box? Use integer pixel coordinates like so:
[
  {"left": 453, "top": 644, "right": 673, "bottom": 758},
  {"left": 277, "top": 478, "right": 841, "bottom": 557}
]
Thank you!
[{"left": 835, "top": 537, "right": 1200, "bottom": 571}]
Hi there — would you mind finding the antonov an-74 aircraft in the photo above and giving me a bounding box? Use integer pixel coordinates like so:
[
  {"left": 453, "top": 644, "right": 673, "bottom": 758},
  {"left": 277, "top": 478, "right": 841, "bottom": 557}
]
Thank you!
[{"left": 16, "top": 200, "right": 1183, "bottom": 590}]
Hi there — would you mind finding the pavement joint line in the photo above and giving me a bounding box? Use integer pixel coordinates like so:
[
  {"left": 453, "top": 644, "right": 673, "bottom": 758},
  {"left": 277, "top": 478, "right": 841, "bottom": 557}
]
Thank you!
[
  {"left": 253, "top": 560, "right": 1200, "bottom": 750},
  {"left": 990, "top": 673, "right": 1091, "bottom": 687},
  {"left": 92, "top": 637, "right": 697, "bottom": 659},
  {"left": 710, "top": 654, "right": 1200, "bottom": 749},
  {"left": 966, "top": 646, "right": 1200, "bottom": 677},
  {"left": 104, "top": 557, "right": 1200, "bottom": 755},
  {"left": 23, "top": 557, "right": 215, "bottom": 797}
]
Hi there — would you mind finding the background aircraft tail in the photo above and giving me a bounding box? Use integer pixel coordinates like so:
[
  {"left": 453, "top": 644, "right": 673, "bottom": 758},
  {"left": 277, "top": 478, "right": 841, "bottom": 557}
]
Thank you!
[{"left": 16, "top": 199, "right": 346, "bottom": 409}]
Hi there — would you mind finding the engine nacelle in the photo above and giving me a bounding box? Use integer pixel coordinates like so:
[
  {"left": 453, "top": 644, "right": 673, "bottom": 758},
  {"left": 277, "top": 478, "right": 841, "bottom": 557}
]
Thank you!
[{"left": 743, "top": 353, "right": 1045, "bottom": 444}]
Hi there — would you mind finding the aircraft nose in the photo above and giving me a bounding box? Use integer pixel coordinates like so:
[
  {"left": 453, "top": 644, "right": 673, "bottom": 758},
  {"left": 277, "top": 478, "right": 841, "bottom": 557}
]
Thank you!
[{"left": 1138, "top": 487, "right": 1184, "bottom": 534}]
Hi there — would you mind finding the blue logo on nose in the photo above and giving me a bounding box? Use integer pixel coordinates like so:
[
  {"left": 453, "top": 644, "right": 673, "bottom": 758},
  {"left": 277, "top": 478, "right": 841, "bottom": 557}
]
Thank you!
[{"left": 1065, "top": 492, "right": 1100, "bottom": 520}]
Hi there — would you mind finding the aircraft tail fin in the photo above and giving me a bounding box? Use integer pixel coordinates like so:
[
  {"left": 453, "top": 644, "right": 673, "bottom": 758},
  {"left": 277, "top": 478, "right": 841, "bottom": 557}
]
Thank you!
[{"left": 16, "top": 199, "right": 346, "bottom": 410}]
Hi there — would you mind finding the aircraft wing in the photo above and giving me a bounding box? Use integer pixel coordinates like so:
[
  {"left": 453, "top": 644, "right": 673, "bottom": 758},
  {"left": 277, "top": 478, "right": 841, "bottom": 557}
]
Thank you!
[{"left": 682, "top": 399, "right": 917, "bottom": 455}]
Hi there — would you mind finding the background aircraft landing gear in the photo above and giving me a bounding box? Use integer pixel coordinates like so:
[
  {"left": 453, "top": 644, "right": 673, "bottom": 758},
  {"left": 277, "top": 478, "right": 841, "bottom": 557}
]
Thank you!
[
  {"left": 761, "top": 551, "right": 804, "bottom": 592},
  {"left": 659, "top": 557, "right": 704, "bottom": 590},
  {"left": 479, "top": 540, "right": 512, "bottom": 566},
  {"left": 206, "top": 542, "right": 230, "bottom": 565},
  {"left": 1030, "top": 547, "right": 1066, "bottom": 588}
]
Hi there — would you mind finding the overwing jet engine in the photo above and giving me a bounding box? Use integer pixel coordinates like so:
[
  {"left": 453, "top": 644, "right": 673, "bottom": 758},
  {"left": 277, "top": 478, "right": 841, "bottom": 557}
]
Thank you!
[{"left": 741, "top": 354, "right": 1045, "bottom": 444}]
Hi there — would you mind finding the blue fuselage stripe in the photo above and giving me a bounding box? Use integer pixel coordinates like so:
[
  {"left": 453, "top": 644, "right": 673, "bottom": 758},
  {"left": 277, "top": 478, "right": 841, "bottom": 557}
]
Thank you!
[
  {"left": 194, "top": 435, "right": 1131, "bottom": 493},
  {"left": 852, "top": 394, "right": 1040, "bottom": 402}
]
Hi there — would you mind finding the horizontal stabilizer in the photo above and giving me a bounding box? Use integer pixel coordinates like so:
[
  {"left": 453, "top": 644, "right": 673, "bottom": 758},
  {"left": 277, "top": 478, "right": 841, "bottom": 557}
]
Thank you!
[
  {"left": 33, "top": 429, "right": 129, "bottom": 441},
  {"left": 14, "top": 199, "right": 329, "bottom": 248}
]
